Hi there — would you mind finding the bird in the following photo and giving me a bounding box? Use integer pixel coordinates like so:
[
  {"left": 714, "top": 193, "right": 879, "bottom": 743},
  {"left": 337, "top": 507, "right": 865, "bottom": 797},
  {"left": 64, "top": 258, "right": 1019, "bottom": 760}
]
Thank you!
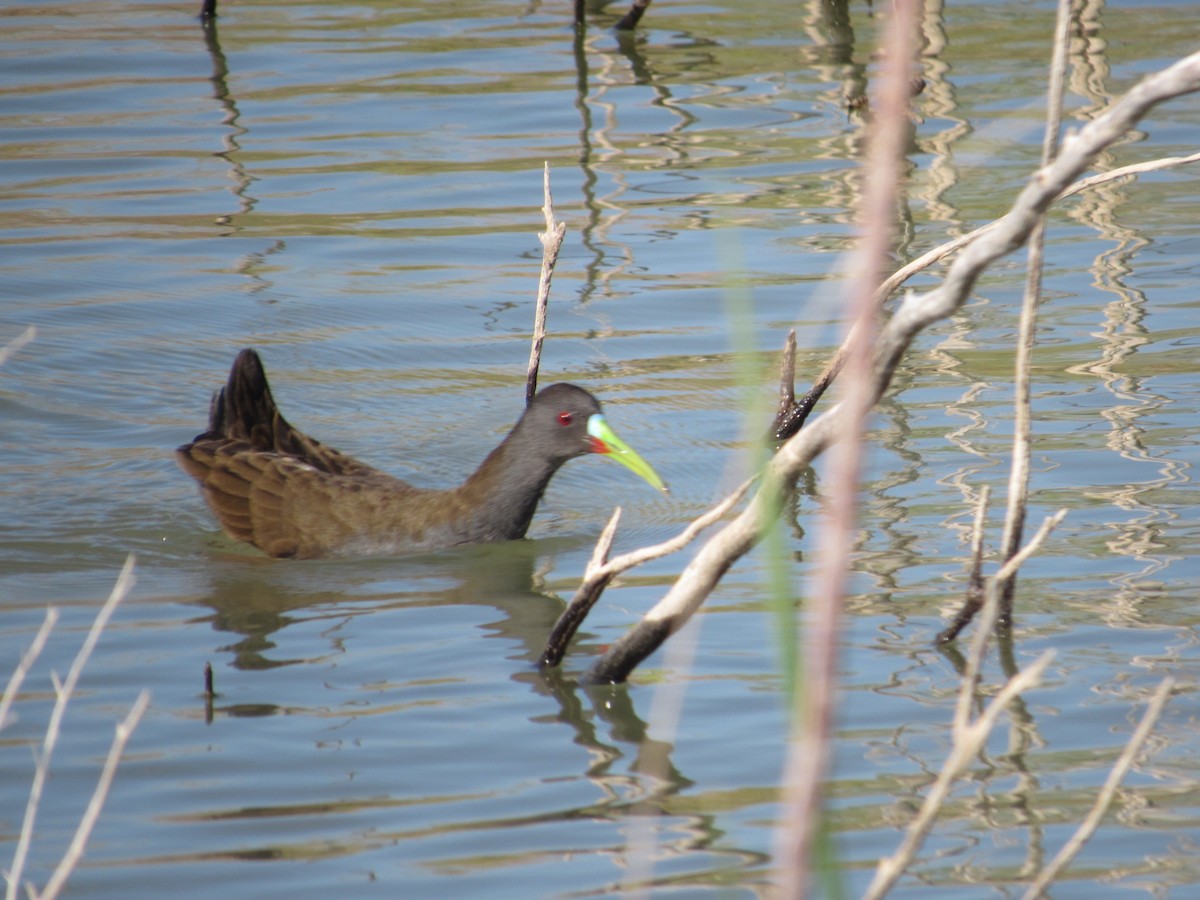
[{"left": 177, "top": 349, "right": 666, "bottom": 559}]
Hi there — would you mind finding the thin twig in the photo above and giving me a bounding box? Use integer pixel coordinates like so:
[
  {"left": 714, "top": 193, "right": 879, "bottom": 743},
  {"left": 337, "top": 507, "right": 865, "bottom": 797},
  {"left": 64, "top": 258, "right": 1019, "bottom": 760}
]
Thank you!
[
  {"left": 6, "top": 555, "right": 136, "bottom": 900},
  {"left": 525, "top": 162, "right": 567, "bottom": 406},
  {"left": 542, "top": 480, "right": 752, "bottom": 668},
  {"left": 997, "top": 0, "right": 1075, "bottom": 626},
  {"left": 35, "top": 690, "right": 151, "bottom": 900},
  {"left": 875, "top": 150, "right": 1200, "bottom": 306},
  {"left": 1020, "top": 677, "right": 1174, "bottom": 899},
  {"left": 584, "top": 50, "right": 1200, "bottom": 686},
  {"left": 865, "top": 510, "right": 1065, "bottom": 898},
  {"left": 0, "top": 610, "right": 59, "bottom": 735},
  {"left": 616, "top": 0, "right": 652, "bottom": 31},
  {"left": 0, "top": 326, "right": 36, "bottom": 368},
  {"left": 865, "top": 650, "right": 1055, "bottom": 899}
]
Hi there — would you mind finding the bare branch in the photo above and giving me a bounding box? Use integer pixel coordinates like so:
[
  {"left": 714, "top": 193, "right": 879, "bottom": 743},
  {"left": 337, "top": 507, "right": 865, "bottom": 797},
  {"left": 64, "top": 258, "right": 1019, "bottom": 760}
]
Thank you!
[
  {"left": 876, "top": 152, "right": 1200, "bottom": 304},
  {"left": 542, "top": 480, "right": 752, "bottom": 668},
  {"left": 865, "top": 650, "right": 1055, "bottom": 900},
  {"left": 525, "top": 162, "right": 567, "bottom": 406},
  {"left": 585, "top": 49, "right": 1200, "bottom": 683},
  {"left": 6, "top": 555, "right": 136, "bottom": 900},
  {"left": 994, "top": 0, "right": 1074, "bottom": 626},
  {"left": 35, "top": 690, "right": 151, "bottom": 900},
  {"left": 937, "top": 486, "right": 991, "bottom": 645},
  {"left": 1021, "top": 677, "right": 1175, "bottom": 899},
  {"left": 0, "top": 610, "right": 59, "bottom": 736},
  {"left": 0, "top": 326, "right": 36, "bottom": 368}
]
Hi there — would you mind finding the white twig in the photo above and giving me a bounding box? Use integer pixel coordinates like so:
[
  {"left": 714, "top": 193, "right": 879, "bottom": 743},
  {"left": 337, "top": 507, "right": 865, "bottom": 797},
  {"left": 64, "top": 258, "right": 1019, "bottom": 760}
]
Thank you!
[
  {"left": 5, "top": 555, "right": 137, "bottom": 900},
  {"left": 34, "top": 690, "right": 151, "bottom": 900},
  {"left": 866, "top": 509, "right": 1066, "bottom": 898},
  {"left": 865, "top": 649, "right": 1055, "bottom": 900},
  {"left": 995, "top": 0, "right": 1074, "bottom": 623},
  {"left": 0, "top": 610, "right": 59, "bottom": 735},
  {"left": 525, "top": 162, "right": 567, "bottom": 405},
  {"left": 0, "top": 326, "right": 36, "bottom": 368},
  {"left": 1021, "top": 677, "right": 1174, "bottom": 899},
  {"left": 586, "top": 50, "right": 1200, "bottom": 684},
  {"left": 877, "top": 151, "right": 1200, "bottom": 303}
]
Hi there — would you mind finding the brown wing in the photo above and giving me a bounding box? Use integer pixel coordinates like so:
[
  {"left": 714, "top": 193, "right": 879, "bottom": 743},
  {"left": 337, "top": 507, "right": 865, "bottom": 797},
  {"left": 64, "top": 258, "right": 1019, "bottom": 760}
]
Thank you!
[{"left": 176, "top": 349, "right": 415, "bottom": 557}]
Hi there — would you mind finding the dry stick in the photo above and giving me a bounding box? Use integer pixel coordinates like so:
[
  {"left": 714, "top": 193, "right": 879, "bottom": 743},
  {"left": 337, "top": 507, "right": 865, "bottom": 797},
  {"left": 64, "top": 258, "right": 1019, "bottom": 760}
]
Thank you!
[
  {"left": 569, "top": 144, "right": 1200, "bottom": 654},
  {"left": 996, "top": 0, "right": 1075, "bottom": 627},
  {"left": 583, "top": 50, "right": 1200, "bottom": 685},
  {"left": 5, "top": 555, "right": 137, "bottom": 900},
  {"left": 1020, "top": 676, "right": 1174, "bottom": 899},
  {"left": 865, "top": 510, "right": 1066, "bottom": 900},
  {"left": 525, "top": 162, "right": 567, "bottom": 406},
  {"left": 953, "top": 509, "right": 1066, "bottom": 736},
  {"left": 541, "top": 480, "right": 752, "bottom": 668},
  {"left": 0, "top": 326, "right": 36, "bottom": 368},
  {"left": 866, "top": 653, "right": 1055, "bottom": 900},
  {"left": 616, "top": 0, "right": 653, "bottom": 31},
  {"left": 874, "top": 148, "right": 1200, "bottom": 311},
  {"left": 0, "top": 610, "right": 59, "bottom": 735},
  {"left": 776, "top": 3, "right": 923, "bottom": 894},
  {"left": 937, "top": 486, "right": 992, "bottom": 645},
  {"left": 772, "top": 325, "right": 852, "bottom": 443},
  {"left": 35, "top": 689, "right": 151, "bottom": 900}
]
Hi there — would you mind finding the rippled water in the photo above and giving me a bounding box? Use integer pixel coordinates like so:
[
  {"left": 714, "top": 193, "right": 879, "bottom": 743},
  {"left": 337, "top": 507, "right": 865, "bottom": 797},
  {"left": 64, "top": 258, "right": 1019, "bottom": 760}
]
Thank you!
[{"left": 3, "top": 0, "right": 1200, "bottom": 896}]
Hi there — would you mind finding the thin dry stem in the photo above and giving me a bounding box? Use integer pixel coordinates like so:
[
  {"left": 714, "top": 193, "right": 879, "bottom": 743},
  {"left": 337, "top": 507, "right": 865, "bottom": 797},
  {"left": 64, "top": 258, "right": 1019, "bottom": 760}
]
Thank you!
[
  {"left": 5, "top": 555, "right": 136, "bottom": 900},
  {"left": 525, "top": 162, "right": 567, "bottom": 405},
  {"left": 586, "top": 51, "right": 1200, "bottom": 686},
  {"left": 865, "top": 650, "right": 1055, "bottom": 900},
  {"left": 0, "top": 326, "right": 36, "bottom": 368},
  {"left": 996, "top": 0, "right": 1075, "bottom": 625},
  {"left": 34, "top": 690, "right": 151, "bottom": 900},
  {"left": 1020, "top": 677, "right": 1174, "bottom": 899},
  {"left": 866, "top": 509, "right": 1066, "bottom": 897},
  {"left": 876, "top": 151, "right": 1200, "bottom": 304},
  {"left": 541, "top": 479, "right": 752, "bottom": 667},
  {"left": 936, "top": 486, "right": 992, "bottom": 644},
  {"left": 0, "top": 610, "right": 59, "bottom": 735}
]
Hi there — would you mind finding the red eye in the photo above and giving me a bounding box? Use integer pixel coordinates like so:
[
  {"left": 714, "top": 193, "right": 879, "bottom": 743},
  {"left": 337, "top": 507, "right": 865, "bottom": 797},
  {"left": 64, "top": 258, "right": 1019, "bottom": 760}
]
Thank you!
[{"left": 557, "top": 412, "right": 573, "bottom": 426}]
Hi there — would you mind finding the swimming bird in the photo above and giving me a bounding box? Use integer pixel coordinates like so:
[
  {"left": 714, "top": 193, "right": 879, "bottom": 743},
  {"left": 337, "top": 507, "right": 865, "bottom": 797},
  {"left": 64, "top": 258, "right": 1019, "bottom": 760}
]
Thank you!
[{"left": 177, "top": 349, "right": 665, "bottom": 558}]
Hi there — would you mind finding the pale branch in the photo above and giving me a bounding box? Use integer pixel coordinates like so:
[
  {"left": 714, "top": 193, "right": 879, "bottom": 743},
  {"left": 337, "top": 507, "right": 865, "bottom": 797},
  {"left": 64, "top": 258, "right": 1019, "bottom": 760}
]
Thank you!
[
  {"left": 864, "top": 650, "right": 1055, "bottom": 900},
  {"left": 875, "top": 150, "right": 1200, "bottom": 307},
  {"left": 863, "top": 509, "right": 1066, "bottom": 898},
  {"left": 953, "top": 509, "right": 1065, "bottom": 736},
  {"left": 1020, "top": 677, "right": 1175, "bottom": 899},
  {"left": 0, "top": 610, "right": 59, "bottom": 735},
  {"left": 583, "top": 50, "right": 1200, "bottom": 685},
  {"left": 541, "top": 479, "right": 753, "bottom": 668},
  {"left": 5, "top": 555, "right": 136, "bottom": 900},
  {"left": 0, "top": 326, "right": 36, "bottom": 368},
  {"left": 995, "top": 0, "right": 1074, "bottom": 626},
  {"left": 34, "top": 690, "right": 151, "bottom": 900},
  {"left": 525, "top": 162, "right": 567, "bottom": 406}
]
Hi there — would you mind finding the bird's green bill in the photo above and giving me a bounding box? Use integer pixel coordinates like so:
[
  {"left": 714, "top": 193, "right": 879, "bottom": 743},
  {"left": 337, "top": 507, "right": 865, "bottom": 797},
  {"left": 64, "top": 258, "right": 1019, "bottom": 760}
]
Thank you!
[{"left": 586, "top": 414, "right": 668, "bottom": 493}]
